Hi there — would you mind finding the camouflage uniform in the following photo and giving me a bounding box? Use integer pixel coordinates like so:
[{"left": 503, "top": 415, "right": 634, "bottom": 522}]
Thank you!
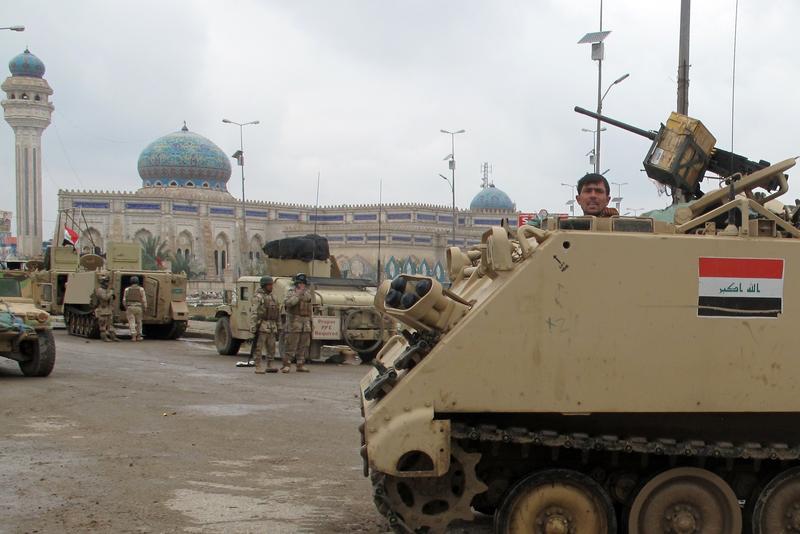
[
  {"left": 250, "top": 286, "right": 280, "bottom": 373},
  {"left": 123, "top": 282, "right": 147, "bottom": 341},
  {"left": 283, "top": 284, "right": 313, "bottom": 372},
  {"left": 93, "top": 284, "right": 118, "bottom": 342}
]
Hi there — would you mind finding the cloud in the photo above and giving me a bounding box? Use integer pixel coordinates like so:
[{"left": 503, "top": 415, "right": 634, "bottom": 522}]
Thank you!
[{"left": 0, "top": 0, "right": 798, "bottom": 238}]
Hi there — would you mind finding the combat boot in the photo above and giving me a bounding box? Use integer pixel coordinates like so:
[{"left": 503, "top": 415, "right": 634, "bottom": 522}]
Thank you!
[
  {"left": 280, "top": 364, "right": 291, "bottom": 373},
  {"left": 296, "top": 362, "right": 310, "bottom": 373},
  {"left": 265, "top": 360, "right": 278, "bottom": 373},
  {"left": 110, "top": 331, "right": 120, "bottom": 342},
  {"left": 100, "top": 332, "right": 110, "bottom": 342}
]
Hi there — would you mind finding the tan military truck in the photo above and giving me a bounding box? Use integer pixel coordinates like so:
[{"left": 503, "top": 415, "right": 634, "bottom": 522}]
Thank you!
[
  {"left": 214, "top": 257, "right": 388, "bottom": 361},
  {"left": 360, "top": 109, "right": 800, "bottom": 533},
  {"left": 0, "top": 270, "right": 55, "bottom": 377},
  {"left": 33, "top": 243, "right": 189, "bottom": 339}
]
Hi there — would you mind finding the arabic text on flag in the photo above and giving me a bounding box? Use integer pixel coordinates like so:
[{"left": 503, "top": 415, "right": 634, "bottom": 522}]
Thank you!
[{"left": 698, "top": 257, "right": 784, "bottom": 318}]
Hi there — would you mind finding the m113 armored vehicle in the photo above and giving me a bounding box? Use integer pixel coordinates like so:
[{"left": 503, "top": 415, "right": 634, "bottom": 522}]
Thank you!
[{"left": 360, "top": 109, "right": 800, "bottom": 533}]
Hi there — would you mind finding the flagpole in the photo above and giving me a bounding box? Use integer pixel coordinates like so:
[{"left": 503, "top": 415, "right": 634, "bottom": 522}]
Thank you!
[{"left": 377, "top": 178, "right": 382, "bottom": 284}]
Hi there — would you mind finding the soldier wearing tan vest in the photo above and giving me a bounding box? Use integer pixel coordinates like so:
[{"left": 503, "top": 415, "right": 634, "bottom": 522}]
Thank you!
[
  {"left": 250, "top": 276, "right": 280, "bottom": 374},
  {"left": 282, "top": 273, "right": 312, "bottom": 373},
  {"left": 123, "top": 276, "right": 147, "bottom": 342}
]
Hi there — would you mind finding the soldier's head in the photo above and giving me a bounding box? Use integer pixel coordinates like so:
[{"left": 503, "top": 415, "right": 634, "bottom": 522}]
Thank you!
[
  {"left": 99, "top": 274, "right": 110, "bottom": 287},
  {"left": 130, "top": 275, "right": 140, "bottom": 286},
  {"left": 293, "top": 273, "right": 308, "bottom": 288},
  {"left": 576, "top": 173, "right": 611, "bottom": 216},
  {"left": 260, "top": 276, "right": 274, "bottom": 292}
]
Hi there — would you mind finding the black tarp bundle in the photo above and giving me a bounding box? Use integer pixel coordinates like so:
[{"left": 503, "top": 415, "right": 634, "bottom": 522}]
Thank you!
[{"left": 263, "top": 234, "right": 330, "bottom": 262}]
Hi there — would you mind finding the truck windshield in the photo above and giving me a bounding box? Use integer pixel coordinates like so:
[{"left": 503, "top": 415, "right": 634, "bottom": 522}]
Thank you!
[{"left": 0, "top": 278, "right": 22, "bottom": 297}]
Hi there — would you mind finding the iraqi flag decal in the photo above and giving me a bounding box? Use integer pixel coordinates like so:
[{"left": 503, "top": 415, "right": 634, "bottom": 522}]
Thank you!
[{"left": 698, "top": 257, "right": 784, "bottom": 318}]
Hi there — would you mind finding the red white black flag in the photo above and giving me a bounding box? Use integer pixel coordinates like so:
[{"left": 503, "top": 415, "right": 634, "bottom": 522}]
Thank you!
[
  {"left": 698, "top": 257, "right": 784, "bottom": 318},
  {"left": 63, "top": 225, "right": 79, "bottom": 247}
]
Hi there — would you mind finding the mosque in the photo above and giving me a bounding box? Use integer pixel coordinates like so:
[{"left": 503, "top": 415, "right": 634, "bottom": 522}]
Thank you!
[{"left": 3, "top": 49, "right": 520, "bottom": 287}]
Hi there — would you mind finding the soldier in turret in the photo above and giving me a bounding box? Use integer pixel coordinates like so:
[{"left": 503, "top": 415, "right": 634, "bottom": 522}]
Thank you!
[
  {"left": 250, "top": 276, "right": 280, "bottom": 374},
  {"left": 94, "top": 273, "right": 119, "bottom": 342},
  {"left": 282, "top": 272, "right": 312, "bottom": 373},
  {"left": 123, "top": 276, "right": 147, "bottom": 342},
  {"left": 576, "top": 173, "right": 619, "bottom": 217}
]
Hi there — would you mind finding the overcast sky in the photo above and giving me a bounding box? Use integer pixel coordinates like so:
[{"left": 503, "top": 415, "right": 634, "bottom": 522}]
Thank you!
[{"left": 1, "top": 0, "right": 799, "bottom": 238}]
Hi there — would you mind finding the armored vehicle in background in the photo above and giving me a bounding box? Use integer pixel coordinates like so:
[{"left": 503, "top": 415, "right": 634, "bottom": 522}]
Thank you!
[
  {"left": 360, "top": 110, "right": 800, "bottom": 533},
  {"left": 33, "top": 243, "right": 189, "bottom": 340},
  {"left": 215, "top": 234, "right": 389, "bottom": 361},
  {"left": 0, "top": 271, "right": 55, "bottom": 377},
  {"left": 215, "top": 256, "right": 389, "bottom": 362}
]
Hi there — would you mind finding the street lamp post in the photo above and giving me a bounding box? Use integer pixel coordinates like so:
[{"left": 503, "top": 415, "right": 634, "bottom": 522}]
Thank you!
[
  {"left": 561, "top": 183, "right": 576, "bottom": 216},
  {"left": 440, "top": 129, "right": 465, "bottom": 246},
  {"left": 611, "top": 181, "right": 627, "bottom": 212},
  {"left": 222, "top": 118, "right": 259, "bottom": 273},
  {"left": 595, "top": 73, "right": 630, "bottom": 173},
  {"left": 581, "top": 127, "right": 606, "bottom": 168}
]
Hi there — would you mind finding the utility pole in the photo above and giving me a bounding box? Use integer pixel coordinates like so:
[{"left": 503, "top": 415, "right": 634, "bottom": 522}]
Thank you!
[
  {"left": 677, "top": 0, "right": 691, "bottom": 115},
  {"left": 595, "top": 0, "right": 604, "bottom": 174}
]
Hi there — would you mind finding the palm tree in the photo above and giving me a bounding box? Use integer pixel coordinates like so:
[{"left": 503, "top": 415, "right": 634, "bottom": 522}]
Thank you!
[
  {"left": 139, "top": 235, "right": 172, "bottom": 270},
  {"left": 171, "top": 253, "right": 194, "bottom": 278}
]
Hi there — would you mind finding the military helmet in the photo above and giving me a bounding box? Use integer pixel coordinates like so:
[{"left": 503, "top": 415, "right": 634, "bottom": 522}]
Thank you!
[
  {"left": 293, "top": 273, "right": 308, "bottom": 285},
  {"left": 130, "top": 275, "right": 140, "bottom": 284},
  {"left": 260, "top": 276, "right": 274, "bottom": 286},
  {"left": 98, "top": 274, "right": 110, "bottom": 284}
]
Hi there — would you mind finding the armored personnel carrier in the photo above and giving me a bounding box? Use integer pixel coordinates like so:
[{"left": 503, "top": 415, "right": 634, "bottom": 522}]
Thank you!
[
  {"left": 360, "top": 110, "right": 800, "bottom": 533},
  {"left": 0, "top": 270, "right": 55, "bottom": 376},
  {"left": 32, "top": 243, "right": 189, "bottom": 340},
  {"left": 215, "top": 253, "right": 390, "bottom": 362}
]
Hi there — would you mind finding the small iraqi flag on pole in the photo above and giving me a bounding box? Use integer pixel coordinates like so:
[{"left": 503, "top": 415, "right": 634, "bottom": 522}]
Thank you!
[
  {"left": 63, "top": 225, "right": 79, "bottom": 248},
  {"left": 698, "top": 257, "right": 784, "bottom": 318}
]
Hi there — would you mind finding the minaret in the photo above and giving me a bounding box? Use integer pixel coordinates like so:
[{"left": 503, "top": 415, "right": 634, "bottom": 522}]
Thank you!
[{"left": 1, "top": 49, "right": 54, "bottom": 258}]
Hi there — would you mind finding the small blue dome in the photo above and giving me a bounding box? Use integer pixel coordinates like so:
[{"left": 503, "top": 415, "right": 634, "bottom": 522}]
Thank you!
[
  {"left": 470, "top": 184, "right": 515, "bottom": 210},
  {"left": 138, "top": 123, "right": 232, "bottom": 189},
  {"left": 9, "top": 49, "right": 45, "bottom": 78}
]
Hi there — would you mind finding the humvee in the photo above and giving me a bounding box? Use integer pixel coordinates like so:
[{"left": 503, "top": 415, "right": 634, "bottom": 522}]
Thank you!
[
  {"left": 0, "top": 271, "right": 55, "bottom": 377},
  {"left": 215, "top": 258, "right": 389, "bottom": 362}
]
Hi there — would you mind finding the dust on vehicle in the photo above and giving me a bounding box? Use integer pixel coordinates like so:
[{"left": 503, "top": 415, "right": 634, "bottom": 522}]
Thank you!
[
  {"left": 0, "top": 270, "right": 55, "bottom": 376},
  {"left": 215, "top": 236, "right": 391, "bottom": 362},
  {"left": 360, "top": 109, "right": 800, "bottom": 533}
]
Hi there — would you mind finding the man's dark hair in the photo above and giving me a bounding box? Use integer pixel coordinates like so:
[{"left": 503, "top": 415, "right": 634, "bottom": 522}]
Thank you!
[{"left": 577, "top": 173, "right": 610, "bottom": 195}]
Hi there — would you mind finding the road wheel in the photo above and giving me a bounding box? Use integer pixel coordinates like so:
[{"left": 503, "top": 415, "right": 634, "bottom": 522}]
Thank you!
[
  {"left": 628, "top": 467, "right": 741, "bottom": 534},
  {"left": 750, "top": 467, "right": 800, "bottom": 533},
  {"left": 19, "top": 329, "right": 56, "bottom": 377},
  {"left": 495, "top": 468, "right": 617, "bottom": 534},
  {"left": 214, "top": 316, "right": 241, "bottom": 355}
]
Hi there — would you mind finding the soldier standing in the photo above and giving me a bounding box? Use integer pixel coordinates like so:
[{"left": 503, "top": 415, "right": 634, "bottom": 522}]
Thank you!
[
  {"left": 94, "top": 274, "right": 119, "bottom": 342},
  {"left": 282, "top": 272, "right": 312, "bottom": 373},
  {"left": 123, "top": 276, "right": 147, "bottom": 342},
  {"left": 250, "top": 276, "right": 280, "bottom": 374}
]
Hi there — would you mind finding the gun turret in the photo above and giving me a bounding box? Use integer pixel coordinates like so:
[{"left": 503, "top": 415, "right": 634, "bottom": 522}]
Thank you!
[{"left": 574, "top": 106, "right": 775, "bottom": 199}]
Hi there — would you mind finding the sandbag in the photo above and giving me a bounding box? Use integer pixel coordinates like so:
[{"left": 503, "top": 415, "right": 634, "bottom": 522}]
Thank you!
[{"left": 263, "top": 234, "right": 330, "bottom": 261}]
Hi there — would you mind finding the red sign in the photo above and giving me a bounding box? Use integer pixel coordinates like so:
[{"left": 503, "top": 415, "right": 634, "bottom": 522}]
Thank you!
[{"left": 517, "top": 213, "right": 537, "bottom": 226}]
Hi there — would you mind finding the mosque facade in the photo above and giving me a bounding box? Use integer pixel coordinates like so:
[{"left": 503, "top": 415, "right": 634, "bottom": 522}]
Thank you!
[
  {"left": 58, "top": 122, "right": 519, "bottom": 286},
  {"left": 2, "top": 49, "right": 519, "bottom": 286}
]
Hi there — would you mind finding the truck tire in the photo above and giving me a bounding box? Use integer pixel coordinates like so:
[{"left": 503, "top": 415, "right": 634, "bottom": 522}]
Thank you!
[
  {"left": 215, "top": 316, "right": 241, "bottom": 355},
  {"left": 19, "top": 329, "right": 56, "bottom": 377},
  {"left": 168, "top": 320, "right": 187, "bottom": 340}
]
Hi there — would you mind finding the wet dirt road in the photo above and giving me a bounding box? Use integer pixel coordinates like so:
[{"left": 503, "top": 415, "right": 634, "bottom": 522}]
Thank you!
[
  {"left": 2, "top": 331, "right": 493, "bottom": 533},
  {"left": 1, "top": 331, "right": 390, "bottom": 533}
]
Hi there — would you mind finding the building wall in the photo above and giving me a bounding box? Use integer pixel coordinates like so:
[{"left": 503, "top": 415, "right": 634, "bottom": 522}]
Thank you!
[{"left": 58, "top": 186, "right": 517, "bottom": 286}]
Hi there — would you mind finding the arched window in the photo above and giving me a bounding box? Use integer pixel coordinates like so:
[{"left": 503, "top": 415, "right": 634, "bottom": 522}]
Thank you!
[
  {"left": 154, "top": 181, "right": 163, "bottom": 187},
  {"left": 169, "top": 181, "right": 178, "bottom": 187},
  {"left": 177, "top": 230, "right": 193, "bottom": 261},
  {"left": 186, "top": 181, "right": 195, "bottom": 188},
  {"left": 202, "top": 182, "right": 210, "bottom": 188},
  {"left": 34, "top": 94, "right": 40, "bottom": 101},
  {"left": 20, "top": 93, "right": 28, "bottom": 100},
  {"left": 9, "top": 93, "right": 15, "bottom": 99},
  {"left": 214, "top": 233, "right": 229, "bottom": 279}
]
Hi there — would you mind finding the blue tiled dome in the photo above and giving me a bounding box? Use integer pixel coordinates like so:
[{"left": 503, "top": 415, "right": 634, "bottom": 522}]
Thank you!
[
  {"left": 138, "top": 124, "right": 231, "bottom": 189},
  {"left": 9, "top": 48, "right": 45, "bottom": 78},
  {"left": 470, "top": 184, "right": 515, "bottom": 210}
]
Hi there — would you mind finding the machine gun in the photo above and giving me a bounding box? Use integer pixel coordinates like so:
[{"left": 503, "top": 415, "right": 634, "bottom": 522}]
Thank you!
[{"left": 574, "top": 106, "right": 776, "bottom": 200}]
